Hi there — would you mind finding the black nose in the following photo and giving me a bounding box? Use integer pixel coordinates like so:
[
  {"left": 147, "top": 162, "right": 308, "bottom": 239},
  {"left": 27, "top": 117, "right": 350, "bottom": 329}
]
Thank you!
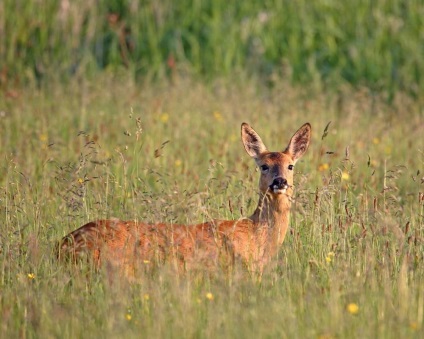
[{"left": 270, "top": 177, "right": 288, "bottom": 190}]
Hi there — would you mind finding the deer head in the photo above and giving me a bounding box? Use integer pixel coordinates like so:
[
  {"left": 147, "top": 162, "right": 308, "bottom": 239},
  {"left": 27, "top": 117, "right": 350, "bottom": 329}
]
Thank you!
[{"left": 241, "top": 122, "right": 311, "bottom": 198}]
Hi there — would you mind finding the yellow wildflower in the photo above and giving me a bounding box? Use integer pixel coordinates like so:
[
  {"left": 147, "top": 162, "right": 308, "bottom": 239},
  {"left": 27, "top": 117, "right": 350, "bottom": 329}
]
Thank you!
[
  {"left": 206, "top": 292, "right": 214, "bottom": 301},
  {"left": 347, "top": 303, "right": 359, "bottom": 315},
  {"left": 372, "top": 137, "right": 380, "bottom": 144},
  {"left": 318, "top": 334, "right": 334, "bottom": 339},
  {"left": 213, "top": 111, "right": 223, "bottom": 121},
  {"left": 160, "top": 113, "right": 169, "bottom": 123},
  {"left": 27, "top": 273, "right": 35, "bottom": 280},
  {"left": 125, "top": 313, "right": 132, "bottom": 321},
  {"left": 144, "top": 294, "right": 150, "bottom": 301},
  {"left": 175, "top": 159, "right": 182, "bottom": 167},
  {"left": 318, "top": 163, "right": 329, "bottom": 171},
  {"left": 40, "top": 133, "right": 48, "bottom": 150},
  {"left": 409, "top": 322, "right": 419, "bottom": 330},
  {"left": 325, "top": 251, "right": 335, "bottom": 264},
  {"left": 341, "top": 172, "right": 350, "bottom": 181}
]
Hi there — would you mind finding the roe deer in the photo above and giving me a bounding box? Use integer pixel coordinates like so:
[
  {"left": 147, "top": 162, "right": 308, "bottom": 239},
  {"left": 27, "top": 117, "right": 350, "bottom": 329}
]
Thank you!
[{"left": 58, "top": 122, "right": 311, "bottom": 274}]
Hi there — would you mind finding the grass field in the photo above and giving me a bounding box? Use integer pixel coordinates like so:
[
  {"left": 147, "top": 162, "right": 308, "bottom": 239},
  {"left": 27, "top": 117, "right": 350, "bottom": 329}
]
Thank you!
[
  {"left": 1, "top": 0, "right": 424, "bottom": 337},
  {"left": 0, "top": 75, "right": 423, "bottom": 338}
]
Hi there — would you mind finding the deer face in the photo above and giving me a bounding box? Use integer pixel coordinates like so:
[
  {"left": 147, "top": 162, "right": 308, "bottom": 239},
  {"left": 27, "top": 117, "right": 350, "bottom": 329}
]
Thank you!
[
  {"left": 241, "top": 122, "right": 311, "bottom": 197},
  {"left": 255, "top": 152, "right": 295, "bottom": 195}
]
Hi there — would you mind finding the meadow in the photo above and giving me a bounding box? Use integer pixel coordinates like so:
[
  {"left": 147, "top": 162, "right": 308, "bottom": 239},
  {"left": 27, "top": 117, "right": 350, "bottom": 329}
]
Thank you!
[
  {"left": 1, "top": 0, "right": 424, "bottom": 338},
  {"left": 0, "top": 75, "right": 423, "bottom": 338}
]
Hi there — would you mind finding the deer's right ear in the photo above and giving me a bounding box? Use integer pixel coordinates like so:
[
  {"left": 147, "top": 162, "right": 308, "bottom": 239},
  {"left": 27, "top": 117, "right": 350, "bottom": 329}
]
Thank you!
[{"left": 241, "top": 123, "right": 268, "bottom": 158}]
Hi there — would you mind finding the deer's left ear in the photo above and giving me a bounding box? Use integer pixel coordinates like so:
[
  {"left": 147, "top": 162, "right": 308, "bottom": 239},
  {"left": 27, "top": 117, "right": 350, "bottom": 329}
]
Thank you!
[{"left": 284, "top": 123, "right": 311, "bottom": 163}]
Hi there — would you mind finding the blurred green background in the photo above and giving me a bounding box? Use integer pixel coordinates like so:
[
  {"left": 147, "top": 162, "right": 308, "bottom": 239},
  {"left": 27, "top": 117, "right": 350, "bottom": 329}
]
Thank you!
[{"left": 1, "top": 0, "right": 423, "bottom": 98}]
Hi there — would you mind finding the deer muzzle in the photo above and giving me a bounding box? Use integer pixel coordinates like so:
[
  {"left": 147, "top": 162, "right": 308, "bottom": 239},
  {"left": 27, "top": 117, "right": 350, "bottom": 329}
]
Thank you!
[{"left": 270, "top": 177, "right": 288, "bottom": 194}]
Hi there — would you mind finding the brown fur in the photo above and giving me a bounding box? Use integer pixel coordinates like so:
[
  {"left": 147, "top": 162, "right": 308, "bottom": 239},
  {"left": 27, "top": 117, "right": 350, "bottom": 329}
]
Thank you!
[{"left": 58, "top": 123, "right": 311, "bottom": 274}]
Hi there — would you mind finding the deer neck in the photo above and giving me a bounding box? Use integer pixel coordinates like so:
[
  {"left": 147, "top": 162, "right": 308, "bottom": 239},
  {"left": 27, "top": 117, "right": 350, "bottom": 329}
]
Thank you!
[{"left": 250, "top": 192, "right": 292, "bottom": 245}]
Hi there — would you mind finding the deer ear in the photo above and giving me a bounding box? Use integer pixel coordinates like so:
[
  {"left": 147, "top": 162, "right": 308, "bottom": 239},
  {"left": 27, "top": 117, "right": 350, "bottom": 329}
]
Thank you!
[
  {"left": 284, "top": 123, "right": 311, "bottom": 163},
  {"left": 241, "top": 123, "right": 268, "bottom": 158}
]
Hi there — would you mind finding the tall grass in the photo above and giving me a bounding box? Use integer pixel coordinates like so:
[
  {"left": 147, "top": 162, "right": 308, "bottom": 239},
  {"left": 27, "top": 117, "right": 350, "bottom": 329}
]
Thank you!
[
  {"left": 0, "top": 75, "right": 423, "bottom": 337},
  {"left": 1, "top": 0, "right": 424, "bottom": 97}
]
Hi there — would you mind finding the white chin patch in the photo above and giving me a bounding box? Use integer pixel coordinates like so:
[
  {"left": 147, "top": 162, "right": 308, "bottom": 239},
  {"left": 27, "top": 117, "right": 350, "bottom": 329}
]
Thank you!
[{"left": 273, "top": 187, "right": 288, "bottom": 194}]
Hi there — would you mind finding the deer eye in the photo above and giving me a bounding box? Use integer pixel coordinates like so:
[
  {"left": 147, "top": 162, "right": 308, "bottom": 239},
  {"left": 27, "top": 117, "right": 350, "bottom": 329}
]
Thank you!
[
  {"left": 260, "top": 165, "right": 269, "bottom": 172},
  {"left": 288, "top": 165, "right": 294, "bottom": 170}
]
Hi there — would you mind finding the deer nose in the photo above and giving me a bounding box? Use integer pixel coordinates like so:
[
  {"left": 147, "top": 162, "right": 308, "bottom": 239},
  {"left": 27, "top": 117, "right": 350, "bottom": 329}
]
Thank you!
[{"left": 270, "top": 177, "right": 288, "bottom": 191}]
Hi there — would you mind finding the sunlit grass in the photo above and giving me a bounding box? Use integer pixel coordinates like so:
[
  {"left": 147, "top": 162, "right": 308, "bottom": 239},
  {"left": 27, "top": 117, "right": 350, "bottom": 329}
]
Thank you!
[{"left": 0, "top": 75, "right": 423, "bottom": 337}]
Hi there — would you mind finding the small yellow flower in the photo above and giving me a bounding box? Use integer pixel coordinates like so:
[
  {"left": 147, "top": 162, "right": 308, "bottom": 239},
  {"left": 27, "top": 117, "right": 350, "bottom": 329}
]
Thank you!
[
  {"left": 213, "top": 111, "right": 223, "bottom": 121},
  {"left": 372, "top": 137, "right": 380, "bottom": 144},
  {"left": 27, "top": 273, "right": 35, "bottom": 280},
  {"left": 39, "top": 134, "right": 48, "bottom": 142},
  {"left": 143, "top": 294, "right": 150, "bottom": 301},
  {"left": 77, "top": 178, "right": 84, "bottom": 184},
  {"left": 125, "top": 313, "right": 132, "bottom": 321},
  {"left": 174, "top": 159, "right": 182, "bottom": 167},
  {"left": 325, "top": 251, "right": 335, "bottom": 264},
  {"left": 143, "top": 260, "right": 150, "bottom": 264},
  {"left": 205, "top": 292, "right": 214, "bottom": 301},
  {"left": 160, "top": 113, "right": 169, "bottom": 123},
  {"left": 318, "top": 163, "right": 329, "bottom": 171},
  {"left": 409, "top": 322, "right": 419, "bottom": 330},
  {"left": 318, "top": 334, "right": 334, "bottom": 339},
  {"left": 347, "top": 303, "right": 359, "bottom": 315},
  {"left": 341, "top": 172, "right": 350, "bottom": 181}
]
